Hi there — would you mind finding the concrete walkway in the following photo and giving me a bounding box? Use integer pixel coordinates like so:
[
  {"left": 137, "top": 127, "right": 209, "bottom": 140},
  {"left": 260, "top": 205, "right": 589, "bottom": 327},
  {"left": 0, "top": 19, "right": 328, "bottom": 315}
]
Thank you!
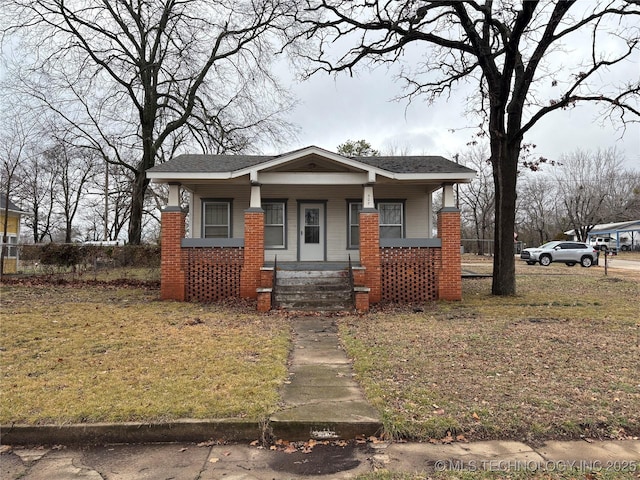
[{"left": 269, "top": 316, "right": 381, "bottom": 440}]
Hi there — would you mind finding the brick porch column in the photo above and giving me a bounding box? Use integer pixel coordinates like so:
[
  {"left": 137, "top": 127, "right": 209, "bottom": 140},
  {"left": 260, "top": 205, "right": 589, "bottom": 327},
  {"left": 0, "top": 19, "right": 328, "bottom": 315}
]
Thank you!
[
  {"left": 437, "top": 207, "right": 462, "bottom": 301},
  {"left": 240, "top": 208, "right": 264, "bottom": 298},
  {"left": 160, "top": 207, "right": 186, "bottom": 301},
  {"left": 359, "top": 209, "right": 381, "bottom": 303}
]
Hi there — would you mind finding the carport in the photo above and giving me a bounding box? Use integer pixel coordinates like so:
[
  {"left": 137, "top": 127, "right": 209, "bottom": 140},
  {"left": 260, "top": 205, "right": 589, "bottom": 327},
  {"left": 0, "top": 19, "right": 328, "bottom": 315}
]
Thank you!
[{"left": 566, "top": 220, "right": 640, "bottom": 251}]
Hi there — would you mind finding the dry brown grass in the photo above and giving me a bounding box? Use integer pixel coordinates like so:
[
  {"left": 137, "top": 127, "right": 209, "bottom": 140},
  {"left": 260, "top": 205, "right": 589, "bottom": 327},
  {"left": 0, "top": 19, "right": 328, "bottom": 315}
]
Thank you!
[
  {"left": 340, "top": 265, "right": 640, "bottom": 443},
  {"left": 0, "top": 285, "right": 290, "bottom": 425}
]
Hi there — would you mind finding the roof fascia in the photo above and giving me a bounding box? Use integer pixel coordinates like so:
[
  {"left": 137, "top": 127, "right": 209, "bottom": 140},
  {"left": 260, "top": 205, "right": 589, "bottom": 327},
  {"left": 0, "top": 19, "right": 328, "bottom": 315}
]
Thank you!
[
  {"left": 147, "top": 172, "right": 238, "bottom": 182},
  {"left": 391, "top": 172, "right": 476, "bottom": 182}
]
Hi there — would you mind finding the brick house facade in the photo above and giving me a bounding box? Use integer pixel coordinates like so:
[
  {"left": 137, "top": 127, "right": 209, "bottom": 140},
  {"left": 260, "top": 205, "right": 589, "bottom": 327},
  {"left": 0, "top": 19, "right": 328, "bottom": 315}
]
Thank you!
[{"left": 148, "top": 146, "right": 475, "bottom": 310}]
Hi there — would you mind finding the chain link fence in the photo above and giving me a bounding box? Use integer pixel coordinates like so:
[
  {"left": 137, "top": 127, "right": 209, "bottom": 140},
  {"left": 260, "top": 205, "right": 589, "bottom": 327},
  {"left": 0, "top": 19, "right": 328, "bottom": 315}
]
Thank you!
[
  {"left": 5, "top": 244, "right": 160, "bottom": 282},
  {"left": 461, "top": 239, "right": 524, "bottom": 256}
]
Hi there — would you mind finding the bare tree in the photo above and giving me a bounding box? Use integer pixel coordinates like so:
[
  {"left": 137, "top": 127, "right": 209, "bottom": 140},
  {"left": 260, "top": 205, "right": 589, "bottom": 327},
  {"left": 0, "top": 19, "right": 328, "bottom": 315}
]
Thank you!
[
  {"left": 17, "top": 149, "right": 58, "bottom": 243},
  {"left": 555, "top": 148, "right": 633, "bottom": 241},
  {"left": 382, "top": 140, "right": 413, "bottom": 156},
  {"left": 2, "top": 0, "right": 296, "bottom": 244},
  {"left": 84, "top": 162, "right": 134, "bottom": 242},
  {"left": 517, "top": 175, "right": 557, "bottom": 246},
  {"left": 456, "top": 145, "right": 494, "bottom": 255},
  {"left": 44, "top": 141, "right": 97, "bottom": 243},
  {"left": 295, "top": 1, "right": 640, "bottom": 294}
]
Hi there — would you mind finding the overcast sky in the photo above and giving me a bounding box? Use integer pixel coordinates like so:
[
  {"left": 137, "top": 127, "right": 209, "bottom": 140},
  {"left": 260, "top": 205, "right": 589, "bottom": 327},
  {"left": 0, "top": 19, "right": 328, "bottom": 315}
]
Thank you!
[
  {"left": 276, "top": 63, "right": 639, "bottom": 170},
  {"left": 272, "top": 8, "right": 640, "bottom": 172}
]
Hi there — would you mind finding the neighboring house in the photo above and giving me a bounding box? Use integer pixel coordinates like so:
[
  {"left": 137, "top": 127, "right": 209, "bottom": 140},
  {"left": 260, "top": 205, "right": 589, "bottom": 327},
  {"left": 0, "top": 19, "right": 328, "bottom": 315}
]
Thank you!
[
  {"left": 0, "top": 196, "right": 24, "bottom": 274},
  {"left": 565, "top": 220, "right": 640, "bottom": 251},
  {"left": 147, "top": 146, "right": 476, "bottom": 311}
]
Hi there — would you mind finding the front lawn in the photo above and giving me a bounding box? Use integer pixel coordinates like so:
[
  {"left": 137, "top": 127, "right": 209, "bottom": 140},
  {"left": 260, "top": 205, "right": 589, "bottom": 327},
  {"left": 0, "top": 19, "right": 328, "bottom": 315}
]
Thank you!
[
  {"left": 0, "top": 285, "right": 290, "bottom": 425},
  {"left": 340, "top": 264, "right": 640, "bottom": 443}
]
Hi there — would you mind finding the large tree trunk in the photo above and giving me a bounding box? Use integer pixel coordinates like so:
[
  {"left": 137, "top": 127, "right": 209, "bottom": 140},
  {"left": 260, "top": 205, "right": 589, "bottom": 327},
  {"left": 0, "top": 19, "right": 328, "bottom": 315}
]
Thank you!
[
  {"left": 128, "top": 117, "right": 155, "bottom": 245},
  {"left": 491, "top": 139, "right": 519, "bottom": 296},
  {"left": 65, "top": 220, "right": 72, "bottom": 243},
  {"left": 128, "top": 169, "right": 149, "bottom": 245}
]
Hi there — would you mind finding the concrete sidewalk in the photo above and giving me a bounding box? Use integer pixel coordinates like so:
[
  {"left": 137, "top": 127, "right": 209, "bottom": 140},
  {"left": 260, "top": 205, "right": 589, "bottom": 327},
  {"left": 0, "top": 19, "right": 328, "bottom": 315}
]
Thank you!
[{"left": 2, "top": 439, "right": 638, "bottom": 479}]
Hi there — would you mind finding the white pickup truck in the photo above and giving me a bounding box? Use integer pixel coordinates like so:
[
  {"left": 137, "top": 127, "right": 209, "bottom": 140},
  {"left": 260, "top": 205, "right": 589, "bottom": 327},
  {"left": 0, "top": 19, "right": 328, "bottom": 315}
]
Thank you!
[{"left": 589, "top": 236, "right": 632, "bottom": 252}]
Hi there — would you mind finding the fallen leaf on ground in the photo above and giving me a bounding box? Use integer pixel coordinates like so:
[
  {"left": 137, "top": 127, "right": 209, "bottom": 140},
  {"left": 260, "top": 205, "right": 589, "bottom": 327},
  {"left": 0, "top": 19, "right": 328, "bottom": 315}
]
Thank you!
[{"left": 283, "top": 444, "right": 297, "bottom": 454}]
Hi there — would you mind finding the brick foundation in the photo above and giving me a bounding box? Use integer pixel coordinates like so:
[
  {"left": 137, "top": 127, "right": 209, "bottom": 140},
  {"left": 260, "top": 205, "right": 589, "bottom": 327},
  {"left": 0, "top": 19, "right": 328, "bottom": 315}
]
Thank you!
[
  {"left": 437, "top": 208, "right": 462, "bottom": 300},
  {"left": 160, "top": 209, "right": 186, "bottom": 301},
  {"left": 381, "top": 247, "right": 439, "bottom": 302}
]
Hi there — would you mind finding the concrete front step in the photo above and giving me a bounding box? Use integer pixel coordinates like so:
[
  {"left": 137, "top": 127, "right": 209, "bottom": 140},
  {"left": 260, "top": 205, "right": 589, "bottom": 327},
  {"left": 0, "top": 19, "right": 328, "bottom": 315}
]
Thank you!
[
  {"left": 276, "top": 278, "right": 349, "bottom": 290},
  {"left": 277, "top": 270, "right": 348, "bottom": 278},
  {"left": 274, "top": 269, "right": 354, "bottom": 311},
  {"left": 277, "top": 303, "right": 352, "bottom": 312}
]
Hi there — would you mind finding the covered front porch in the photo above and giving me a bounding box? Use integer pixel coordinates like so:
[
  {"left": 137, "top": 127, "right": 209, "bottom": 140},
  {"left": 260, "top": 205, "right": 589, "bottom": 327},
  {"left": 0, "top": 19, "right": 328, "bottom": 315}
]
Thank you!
[{"left": 149, "top": 146, "right": 475, "bottom": 310}]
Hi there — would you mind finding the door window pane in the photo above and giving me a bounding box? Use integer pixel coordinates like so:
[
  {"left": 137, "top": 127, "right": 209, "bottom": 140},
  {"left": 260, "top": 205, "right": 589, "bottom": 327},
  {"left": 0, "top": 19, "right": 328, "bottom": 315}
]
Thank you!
[
  {"left": 305, "top": 208, "right": 319, "bottom": 226},
  {"left": 305, "top": 226, "right": 320, "bottom": 244},
  {"left": 305, "top": 208, "right": 320, "bottom": 244}
]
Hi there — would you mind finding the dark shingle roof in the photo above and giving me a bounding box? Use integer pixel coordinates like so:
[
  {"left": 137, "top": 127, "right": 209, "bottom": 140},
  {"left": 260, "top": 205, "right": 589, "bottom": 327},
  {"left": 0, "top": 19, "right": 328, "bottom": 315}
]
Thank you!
[
  {"left": 148, "top": 151, "right": 475, "bottom": 175},
  {"left": 0, "top": 196, "right": 23, "bottom": 212},
  {"left": 148, "top": 154, "right": 273, "bottom": 173},
  {"left": 354, "top": 156, "right": 475, "bottom": 174}
]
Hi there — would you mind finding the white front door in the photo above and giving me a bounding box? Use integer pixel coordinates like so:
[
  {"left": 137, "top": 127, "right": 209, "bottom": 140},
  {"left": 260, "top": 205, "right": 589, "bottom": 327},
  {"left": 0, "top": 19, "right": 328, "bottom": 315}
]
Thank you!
[{"left": 299, "top": 203, "right": 325, "bottom": 261}]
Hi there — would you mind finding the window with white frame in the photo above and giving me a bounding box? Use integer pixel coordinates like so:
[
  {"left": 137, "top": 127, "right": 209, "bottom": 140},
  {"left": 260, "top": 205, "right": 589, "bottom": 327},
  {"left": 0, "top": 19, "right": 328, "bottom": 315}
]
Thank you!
[
  {"left": 263, "top": 201, "right": 286, "bottom": 249},
  {"left": 1, "top": 235, "right": 18, "bottom": 258},
  {"left": 348, "top": 202, "right": 363, "bottom": 249},
  {"left": 348, "top": 200, "right": 404, "bottom": 247},
  {"left": 378, "top": 202, "right": 403, "bottom": 239},
  {"left": 202, "top": 200, "right": 231, "bottom": 238}
]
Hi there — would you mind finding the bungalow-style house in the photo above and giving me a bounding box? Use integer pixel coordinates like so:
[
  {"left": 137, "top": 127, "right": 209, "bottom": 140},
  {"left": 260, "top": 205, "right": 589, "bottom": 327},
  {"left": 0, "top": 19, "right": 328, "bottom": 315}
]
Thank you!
[
  {"left": 147, "top": 146, "right": 475, "bottom": 311},
  {"left": 0, "top": 196, "right": 23, "bottom": 274}
]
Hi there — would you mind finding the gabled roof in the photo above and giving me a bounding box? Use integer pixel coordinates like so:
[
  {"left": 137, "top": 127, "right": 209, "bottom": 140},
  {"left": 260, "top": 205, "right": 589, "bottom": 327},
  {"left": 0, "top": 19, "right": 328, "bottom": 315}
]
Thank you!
[
  {"left": 147, "top": 145, "right": 476, "bottom": 183},
  {"left": 0, "top": 196, "right": 23, "bottom": 214}
]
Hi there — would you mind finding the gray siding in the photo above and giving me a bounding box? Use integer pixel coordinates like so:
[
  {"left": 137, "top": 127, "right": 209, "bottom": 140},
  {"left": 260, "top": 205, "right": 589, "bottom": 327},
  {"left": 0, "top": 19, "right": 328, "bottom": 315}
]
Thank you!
[{"left": 189, "top": 184, "right": 436, "bottom": 262}]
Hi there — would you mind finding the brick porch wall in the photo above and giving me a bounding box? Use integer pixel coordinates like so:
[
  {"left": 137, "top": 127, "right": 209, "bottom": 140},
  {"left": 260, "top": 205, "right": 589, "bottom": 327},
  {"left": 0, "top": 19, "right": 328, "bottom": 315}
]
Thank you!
[
  {"left": 160, "top": 209, "right": 186, "bottom": 301},
  {"left": 240, "top": 209, "right": 264, "bottom": 298},
  {"left": 359, "top": 210, "right": 381, "bottom": 303},
  {"left": 185, "top": 247, "right": 243, "bottom": 302},
  {"left": 381, "top": 247, "right": 440, "bottom": 302},
  {"left": 437, "top": 208, "right": 462, "bottom": 300}
]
